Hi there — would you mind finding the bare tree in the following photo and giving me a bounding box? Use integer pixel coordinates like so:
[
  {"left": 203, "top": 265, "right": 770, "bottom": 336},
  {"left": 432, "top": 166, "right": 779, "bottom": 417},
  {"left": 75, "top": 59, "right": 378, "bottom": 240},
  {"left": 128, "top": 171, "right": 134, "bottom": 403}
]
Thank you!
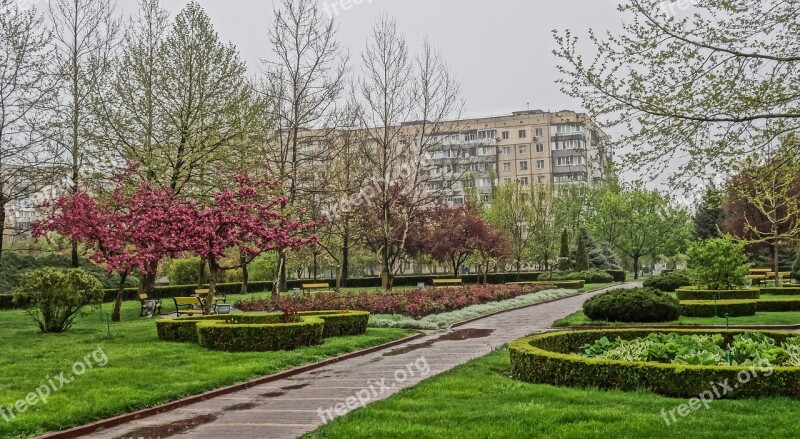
[
  {"left": 48, "top": 0, "right": 120, "bottom": 266},
  {"left": 355, "top": 16, "right": 463, "bottom": 290},
  {"left": 263, "top": 0, "right": 348, "bottom": 294},
  {"left": 0, "top": 1, "right": 59, "bottom": 261}
]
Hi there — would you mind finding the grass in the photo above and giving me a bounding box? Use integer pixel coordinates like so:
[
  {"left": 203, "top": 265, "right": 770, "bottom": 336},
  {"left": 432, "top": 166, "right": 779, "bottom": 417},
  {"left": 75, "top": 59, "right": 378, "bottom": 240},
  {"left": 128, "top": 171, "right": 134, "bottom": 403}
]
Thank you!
[
  {"left": 303, "top": 348, "right": 800, "bottom": 439},
  {"left": 553, "top": 310, "right": 800, "bottom": 327},
  {"left": 0, "top": 299, "right": 413, "bottom": 438}
]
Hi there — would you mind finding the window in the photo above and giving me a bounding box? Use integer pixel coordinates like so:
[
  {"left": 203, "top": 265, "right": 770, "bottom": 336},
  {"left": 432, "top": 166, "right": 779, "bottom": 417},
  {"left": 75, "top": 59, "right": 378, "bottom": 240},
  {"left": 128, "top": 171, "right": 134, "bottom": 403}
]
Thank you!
[
  {"left": 538, "top": 176, "right": 546, "bottom": 184},
  {"left": 536, "top": 144, "right": 544, "bottom": 153},
  {"left": 518, "top": 130, "right": 527, "bottom": 139},
  {"left": 503, "top": 162, "right": 511, "bottom": 172},
  {"left": 504, "top": 178, "right": 512, "bottom": 184},
  {"left": 502, "top": 131, "right": 509, "bottom": 140},
  {"left": 519, "top": 161, "right": 528, "bottom": 171},
  {"left": 537, "top": 160, "right": 545, "bottom": 169},
  {"left": 502, "top": 146, "right": 511, "bottom": 155},
  {"left": 535, "top": 128, "right": 543, "bottom": 137},
  {"left": 517, "top": 177, "right": 529, "bottom": 186},
  {"left": 477, "top": 178, "right": 491, "bottom": 187},
  {"left": 518, "top": 145, "right": 528, "bottom": 155}
]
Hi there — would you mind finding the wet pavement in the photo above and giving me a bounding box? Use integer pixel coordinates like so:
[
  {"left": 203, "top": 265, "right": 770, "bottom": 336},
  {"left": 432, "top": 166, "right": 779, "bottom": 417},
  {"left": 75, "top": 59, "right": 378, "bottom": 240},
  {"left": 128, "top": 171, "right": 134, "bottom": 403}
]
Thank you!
[{"left": 84, "top": 283, "right": 639, "bottom": 439}]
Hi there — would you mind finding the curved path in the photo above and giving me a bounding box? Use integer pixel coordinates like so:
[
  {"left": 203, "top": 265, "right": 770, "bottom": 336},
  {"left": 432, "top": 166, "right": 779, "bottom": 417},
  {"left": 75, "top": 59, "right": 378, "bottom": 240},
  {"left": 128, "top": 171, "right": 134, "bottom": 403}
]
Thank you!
[{"left": 83, "top": 283, "right": 639, "bottom": 439}]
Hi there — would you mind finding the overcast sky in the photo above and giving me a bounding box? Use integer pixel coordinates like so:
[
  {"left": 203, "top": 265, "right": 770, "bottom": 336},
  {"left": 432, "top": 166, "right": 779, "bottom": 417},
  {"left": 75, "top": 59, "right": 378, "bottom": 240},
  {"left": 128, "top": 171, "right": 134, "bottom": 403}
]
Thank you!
[{"left": 110, "top": 0, "right": 624, "bottom": 119}]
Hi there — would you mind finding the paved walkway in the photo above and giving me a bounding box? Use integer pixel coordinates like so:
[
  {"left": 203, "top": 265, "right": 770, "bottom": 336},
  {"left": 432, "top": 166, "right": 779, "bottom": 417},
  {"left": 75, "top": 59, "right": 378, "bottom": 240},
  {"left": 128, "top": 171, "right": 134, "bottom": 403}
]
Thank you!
[{"left": 84, "top": 283, "right": 639, "bottom": 439}]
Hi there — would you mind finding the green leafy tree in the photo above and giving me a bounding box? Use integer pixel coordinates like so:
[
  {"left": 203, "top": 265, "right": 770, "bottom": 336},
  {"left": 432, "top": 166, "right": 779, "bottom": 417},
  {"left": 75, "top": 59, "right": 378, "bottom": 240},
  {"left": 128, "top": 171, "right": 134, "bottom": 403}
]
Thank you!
[
  {"left": 589, "top": 187, "right": 692, "bottom": 280},
  {"left": 694, "top": 182, "right": 726, "bottom": 240},
  {"left": 687, "top": 236, "right": 751, "bottom": 290},
  {"left": 14, "top": 268, "right": 104, "bottom": 333},
  {"left": 559, "top": 228, "right": 571, "bottom": 271},
  {"left": 574, "top": 231, "right": 589, "bottom": 271}
]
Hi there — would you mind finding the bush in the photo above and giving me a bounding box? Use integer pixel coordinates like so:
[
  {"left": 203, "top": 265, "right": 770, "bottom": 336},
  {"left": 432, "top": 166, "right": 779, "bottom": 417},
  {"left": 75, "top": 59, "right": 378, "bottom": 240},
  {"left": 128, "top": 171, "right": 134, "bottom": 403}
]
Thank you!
[
  {"left": 13, "top": 268, "right": 104, "bottom": 333},
  {"left": 197, "top": 316, "right": 325, "bottom": 352},
  {"left": 552, "top": 269, "right": 614, "bottom": 283},
  {"left": 583, "top": 287, "right": 679, "bottom": 323},
  {"left": 687, "top": 237, "right": 751, "bottom": 290},
  {"left": 680, "top": 300, "right": 758, "bottom": 317},
  {"left": 167, "top": 257, "right": 202, "bottom": 285},
  {"left": 759, "top": 287, "right": 800, "bottom": 296},
  {"left": 676, "top": 287, "right": 760, "bottom": 301},
  {"left": 509, "top": 329, "right": 800, "bottom": 399},
  {"left": 643, "top": 271, "right": 692, "bottom": 292},
  {"left": 0, "top": 252, "right": 135, "bottom": 293},
  {"left": 757, "top": 298, "right": 800, "bottom": 312},
  {"left": 300, "top": 311, "right": 370, "bottom": 337},
  {"left": 604, "top": 270, "right": 626, "bottom": 282}
]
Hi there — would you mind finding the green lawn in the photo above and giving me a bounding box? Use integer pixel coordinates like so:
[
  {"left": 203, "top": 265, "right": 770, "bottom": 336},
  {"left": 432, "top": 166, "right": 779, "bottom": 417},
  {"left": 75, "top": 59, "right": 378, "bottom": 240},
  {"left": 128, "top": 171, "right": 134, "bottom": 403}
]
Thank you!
[
  {"left": 0, "top": 300, "right": 413, "bottom": 438},
  {"left": 303, "top": 348, "right": 800, "bottom": 439},
  {"left": 578, "top": 282, "right": 618, "bottom": 292},
  {"left": 553, "top": 310, "right": 800, "bottom": 327}
]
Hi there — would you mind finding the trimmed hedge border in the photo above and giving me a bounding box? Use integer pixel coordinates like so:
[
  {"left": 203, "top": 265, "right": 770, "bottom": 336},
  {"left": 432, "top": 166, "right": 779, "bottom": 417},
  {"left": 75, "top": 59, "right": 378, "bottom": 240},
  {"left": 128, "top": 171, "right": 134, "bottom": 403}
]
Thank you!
[
  {"left": 507, "top": 280, "right": 585, "bottom": 289},
  {"left": 156, "top": 311, "right": 369, "bottom": 347},
  {"left": 605, "top": 270, "right": 627, "bottom": 282},
  {"left": 757, "top": 298, "right": 800, "bottom": 312},
  {"left": 197, "top": 316, "right": 325, "bottom": 352},
  {"left": 509, "top": 329, "right": 800, "bottom": 398},
  {"left": 676, "top": 287, "right": 760, "bottom": 301},
  {"left": 680, "top": 300, "right": 758, "bottom": 317},
  {"left": 760, "top": 287, "right": 800, "bottom": 296}
]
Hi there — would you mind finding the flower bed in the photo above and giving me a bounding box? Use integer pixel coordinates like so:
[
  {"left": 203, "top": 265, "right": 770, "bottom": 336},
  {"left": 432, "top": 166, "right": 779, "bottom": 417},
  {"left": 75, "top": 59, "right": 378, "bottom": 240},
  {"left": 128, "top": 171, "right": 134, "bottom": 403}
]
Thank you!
[
  {"left": 235, "top": 284, "right": 552, "bottom": 319},
  {"left": 509, "top": 329, "right": 800, "bottom": 398}
]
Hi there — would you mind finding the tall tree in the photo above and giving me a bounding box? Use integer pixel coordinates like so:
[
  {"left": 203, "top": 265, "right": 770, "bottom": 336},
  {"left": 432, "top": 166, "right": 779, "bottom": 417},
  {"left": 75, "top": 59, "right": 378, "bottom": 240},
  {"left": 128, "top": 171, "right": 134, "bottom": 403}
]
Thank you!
[
  {"left": 559, "top": 228, "right": 571, "bottom": 271},
  {"left": 553, "top": 0, "right": 800, "bottom": 185},
  {"left": 694, "top": 181, "right": 726, "bottom": 240},
  {"left": 0, "top": 1, "right": 58, "bottom": 261},
  {"left": 589, "top": 187, "right": 692, "bottom": 279},
  {"left": 264, "top": 0, "right": 348, "bottom": 293},
  {"left": 355, "top": 16, "right": 463, "bottom": 289},
  {"left": 485, "top": 183, "right": 534, "bottom": 275},
  {"left": 574, "top": 230, "right": 589, "bottom": 271},
  {"left": 48, "top": 0, "right": 120, "bottom": 266}
]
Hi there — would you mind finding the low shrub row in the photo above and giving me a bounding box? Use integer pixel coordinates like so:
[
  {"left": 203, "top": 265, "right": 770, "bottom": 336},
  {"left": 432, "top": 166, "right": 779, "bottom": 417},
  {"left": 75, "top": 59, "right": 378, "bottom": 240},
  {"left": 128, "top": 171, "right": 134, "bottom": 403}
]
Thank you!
[
  {"left": 509, "top": 329, "right": 800, "bottom": 399},
  {"left": 757, "top": 298, "right": 800, "bottom": 312},
  {"left": 235, "top": 284, "right": 552, "bottom": 319},
  {"left": 679, "top": 300, "right": 758, "bottom": 317},
  {"left": 759, "top": 287, "right": 800, "bottom": 296},
  {"left": 156, "top": 311, "right": 370, "bottom": 351},
  {"left": 551, "top": 269, "right": 614, "bottom": 283},
  {"left": 508, "top": 280, "right": 585, "bottom": 289},
  {"left": 676, "top": 287, "right": 760, "bottom": 301},
  {"left": 583, "top": 288, "right": 679, "bottom": 323}
]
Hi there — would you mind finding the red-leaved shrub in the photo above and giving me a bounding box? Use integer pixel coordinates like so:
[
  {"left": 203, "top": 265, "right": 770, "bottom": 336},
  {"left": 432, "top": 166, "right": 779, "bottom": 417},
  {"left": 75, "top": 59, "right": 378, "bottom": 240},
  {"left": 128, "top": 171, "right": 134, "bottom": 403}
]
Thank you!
[{"left": 234, "top": 284, "right": 552, "bottom": 319}]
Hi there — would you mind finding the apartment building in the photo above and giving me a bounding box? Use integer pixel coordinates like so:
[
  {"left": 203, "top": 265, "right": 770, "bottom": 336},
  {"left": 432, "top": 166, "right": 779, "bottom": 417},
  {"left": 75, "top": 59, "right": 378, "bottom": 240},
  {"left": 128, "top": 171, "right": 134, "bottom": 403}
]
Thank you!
[{"left": 413, "top": 109, "right": 611, "bottom": 205}]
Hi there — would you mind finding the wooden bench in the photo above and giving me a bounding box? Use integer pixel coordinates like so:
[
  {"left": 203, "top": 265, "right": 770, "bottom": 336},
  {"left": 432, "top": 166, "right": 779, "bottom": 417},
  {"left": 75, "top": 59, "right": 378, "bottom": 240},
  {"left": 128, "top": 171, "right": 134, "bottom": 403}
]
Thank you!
[
  {"left": 193, "top": 289, "right": 227, "bottom": 305},
  {"left": 432, "top": 279, "right": 462, "bottom": 287},
  {"left": 139, "top": 293, "right": 162, "bottom": 317},
  {"left": 173, "top": 297, "right": 206, "bottom": 317},
  {"left": 301, "top": 283, "right": 334, "bottom": 295}
]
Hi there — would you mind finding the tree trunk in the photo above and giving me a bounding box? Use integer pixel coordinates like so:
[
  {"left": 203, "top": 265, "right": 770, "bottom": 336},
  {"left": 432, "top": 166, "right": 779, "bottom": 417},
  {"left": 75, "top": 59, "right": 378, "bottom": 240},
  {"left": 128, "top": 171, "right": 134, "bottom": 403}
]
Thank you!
[
  {"left": 0, "top": 205, "right": 5, "bottom": 263},
  {"left": 205, "top": 258, "right": 219, "bottom": 314},
  {"left": 341, "top": 228, "right": 349, "bottom": 288},
  {"left": 272, "top": 251, "right": 285, "bottom": 297},
  {"left": 240, "top": 253, "right": 249, "bottom": 294},
  {"left": 313, "top": 251, "right": 318, "bottom": 281},
  {"left": 773, "top": 242, "right": 781, "bottom": 286},
  {"left": 141, "top": 260, "right": 158, "bottom": 295},
  {"left": 633, "top": 255, "right": 640, "bottom": 280},
  {"left": 112, "top": 271, "right": 129, "bottom": 323},
  {"left": 197, "top": 256, "right": 206, "bottom": 287}
]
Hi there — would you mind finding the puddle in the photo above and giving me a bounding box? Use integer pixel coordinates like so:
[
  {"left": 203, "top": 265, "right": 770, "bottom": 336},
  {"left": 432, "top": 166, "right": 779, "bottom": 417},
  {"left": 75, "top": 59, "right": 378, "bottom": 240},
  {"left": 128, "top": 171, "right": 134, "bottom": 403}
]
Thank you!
[
  {"left": 260, "top": 391, "right": 286, "bottom": 398},
  {"left": 114, "top": 414, "right": 217, "bottom": 439},
  {"left": 382, "top": 328, "right": 494, "bottom": 356},
  {"left": 223, "top": 402, "right": 258, "bottom": 411},
  {"left": 282, "top": 383, "right": 310, "bottom": 390}
]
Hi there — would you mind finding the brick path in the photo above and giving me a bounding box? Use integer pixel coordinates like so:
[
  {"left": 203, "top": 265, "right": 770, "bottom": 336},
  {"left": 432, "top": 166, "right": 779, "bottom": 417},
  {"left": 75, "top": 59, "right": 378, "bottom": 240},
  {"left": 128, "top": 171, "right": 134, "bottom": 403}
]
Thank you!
[{"left": 84, "top": 283, "right": 639, "bottom": 439}]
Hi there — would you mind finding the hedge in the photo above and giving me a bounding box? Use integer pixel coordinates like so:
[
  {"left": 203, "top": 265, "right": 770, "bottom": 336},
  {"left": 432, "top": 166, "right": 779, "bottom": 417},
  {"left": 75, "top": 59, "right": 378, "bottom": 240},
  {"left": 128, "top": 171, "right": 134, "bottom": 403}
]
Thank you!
[
  {"left": 759, "top": 287, "right": 800, "bottom": 296},
  {"left": 509, "top": 329, "right": 800, "bottom": 399},
  {"left": 676, "top": 287, "right": 760, "bottom": 301},
  {"left": 156, "top": 311, "right": 369, "bottom": 345},
  {"left": 196, "top": 316, "right": 325, "bottom": 352},
  {"left": 507, "top": 280, "right": 585, "bottom": 289},
  {"left": 757, "top": 298, "right": 800, "bottom": 312},
  {"left": 679, "top": 299, "right": 758, "bottom": 317},
  {"left": 605, "top": 270, "right": 627, "bottom": 282}
]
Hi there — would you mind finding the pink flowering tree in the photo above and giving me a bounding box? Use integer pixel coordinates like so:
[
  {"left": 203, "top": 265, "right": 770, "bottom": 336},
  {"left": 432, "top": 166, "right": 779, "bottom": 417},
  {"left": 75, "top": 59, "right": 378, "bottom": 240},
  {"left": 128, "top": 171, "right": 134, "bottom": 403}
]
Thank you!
[
  {"left": 181, "top": 177, "right": 318, "bottom": 313},
  {"left": 35, "top": 178, "right": 187, "bottom": 322}
]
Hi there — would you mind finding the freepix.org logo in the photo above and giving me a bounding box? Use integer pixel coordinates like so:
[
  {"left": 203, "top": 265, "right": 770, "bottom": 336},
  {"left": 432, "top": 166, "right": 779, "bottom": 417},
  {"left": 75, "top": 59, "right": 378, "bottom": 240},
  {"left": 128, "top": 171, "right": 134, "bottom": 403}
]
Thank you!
[{"left": 321, "top": 0, "right": 376, "bottom": 18}]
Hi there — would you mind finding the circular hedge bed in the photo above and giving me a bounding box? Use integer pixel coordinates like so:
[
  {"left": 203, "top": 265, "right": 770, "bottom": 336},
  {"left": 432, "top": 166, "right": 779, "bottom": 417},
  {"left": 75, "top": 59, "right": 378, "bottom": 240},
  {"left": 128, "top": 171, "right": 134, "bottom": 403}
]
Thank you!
[
  {"left": 583, "top": 287, "right": 679, "bottom": 323},
  {"left": 509, "top": 329, "right": 800, "bottom": 398},
  {"left": 679, "top": 299, "right": 757, "bottom": 317},
  {"left": 760, "top": 286, "right": 800, "bottom": 296},
  {"left": 676, "top": 287, "right": 760, "bottom": 301},
  {"left": 155, "top": 311, "right": 370, "bottom": 350}
]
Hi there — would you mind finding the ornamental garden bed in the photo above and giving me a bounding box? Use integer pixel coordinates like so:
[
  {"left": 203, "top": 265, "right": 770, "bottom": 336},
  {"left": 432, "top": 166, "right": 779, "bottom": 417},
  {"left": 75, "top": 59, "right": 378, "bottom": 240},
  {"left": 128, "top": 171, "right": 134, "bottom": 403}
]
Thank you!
[
  {"left": 235, "top": 284, "right": 553, "bottom": 319},
  {"left": 156, "top": 311, "right": 369, "bottom": 351},
  {"left": 509, "top": 329, "right": 800, "bottom": 398},
  {"left": 680, "top": 300, "right": 758, "bottom": 317},
  {"left": 760, "top": 286, "right": 800, "bottom": 295}
]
